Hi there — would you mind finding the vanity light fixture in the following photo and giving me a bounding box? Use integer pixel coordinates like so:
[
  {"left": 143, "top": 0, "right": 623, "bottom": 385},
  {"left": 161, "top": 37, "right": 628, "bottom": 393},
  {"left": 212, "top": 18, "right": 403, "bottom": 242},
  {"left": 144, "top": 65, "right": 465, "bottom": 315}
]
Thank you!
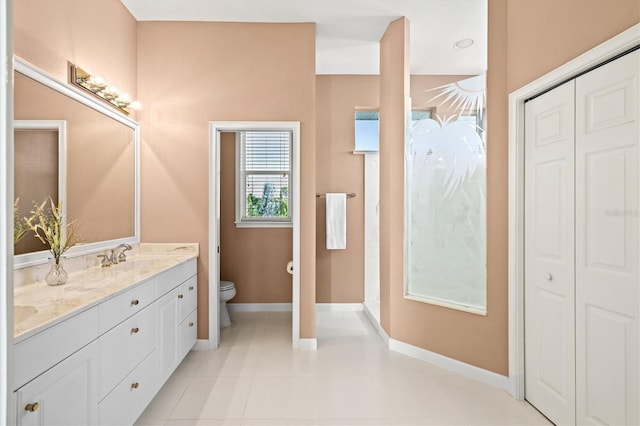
[{"left": 68, "top": 62, "right": 142, "bottom": 115}]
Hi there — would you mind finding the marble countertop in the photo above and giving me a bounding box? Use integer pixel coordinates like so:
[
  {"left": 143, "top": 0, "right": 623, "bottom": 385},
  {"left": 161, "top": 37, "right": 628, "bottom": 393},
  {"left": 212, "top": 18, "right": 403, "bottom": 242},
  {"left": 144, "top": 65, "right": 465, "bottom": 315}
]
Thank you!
[{"left": 14, "top": 243, "right": 198, "bottom": 342}]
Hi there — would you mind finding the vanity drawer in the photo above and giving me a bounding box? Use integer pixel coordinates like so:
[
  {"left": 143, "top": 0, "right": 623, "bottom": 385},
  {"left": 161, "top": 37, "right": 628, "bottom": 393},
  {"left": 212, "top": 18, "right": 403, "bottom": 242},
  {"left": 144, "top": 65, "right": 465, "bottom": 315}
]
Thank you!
[
  {"left": 98, "top": 278, "right": 156, "bottom": 335},
  {"left": 98, "top": 304, "right": 155, "bottom": 400},
  {"left": 14, "top": 307, "right": 98, "bottom": 390},
  {"left": 157, "top": 258, "right": 197, "bottom": 297},
  {"left": 98, "top": 350, "right": 157, "bottom": 426},
  {"left": 178, "top": 275, "right": 198, "bottom": 322},
  {"left": 179, "top": 309, "right": 198, "bottom": 360}
]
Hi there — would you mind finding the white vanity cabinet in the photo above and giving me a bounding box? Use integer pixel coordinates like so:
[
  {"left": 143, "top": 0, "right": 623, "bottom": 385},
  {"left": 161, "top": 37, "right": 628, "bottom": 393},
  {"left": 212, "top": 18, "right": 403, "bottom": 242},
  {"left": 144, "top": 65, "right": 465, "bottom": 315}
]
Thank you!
[
  {"left": 16, "top": 342, "right": 98, "bottom": 426},
  {"left": 97, "top": 351, "right": 157, "bottom": 426},
  {"left": 156, "top": 273, "right": 198, "bottom": 387},
  {"left": 98, "top": 277, "right": 157, "bottom": 400},
  {"left": 178, "top": 276, "right": 198, "bottom": 360},
  {"left": 13, "top": 257, "right": 199, "bottom": 426},
  {"left": 156, "top": 286, "right": 181, "bottom": 386}
]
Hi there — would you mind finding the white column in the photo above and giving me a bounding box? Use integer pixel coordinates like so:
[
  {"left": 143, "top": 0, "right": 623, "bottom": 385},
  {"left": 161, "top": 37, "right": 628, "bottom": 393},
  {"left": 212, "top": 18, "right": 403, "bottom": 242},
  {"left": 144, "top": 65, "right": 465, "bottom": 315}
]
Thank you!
[{"left": 364, "top": 153, "right": 380, "bottom": 321}]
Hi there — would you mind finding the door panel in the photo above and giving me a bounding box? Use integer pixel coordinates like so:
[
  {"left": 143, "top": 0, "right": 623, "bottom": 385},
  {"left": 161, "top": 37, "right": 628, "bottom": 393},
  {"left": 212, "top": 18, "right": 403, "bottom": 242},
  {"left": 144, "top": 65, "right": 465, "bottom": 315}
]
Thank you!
[
  {"left": 575, "top": 49, "right": 639, "bottom": 426},
  {"left": 536, "top": 288, "right": 571, "bottom": 399},
  {"left": 535, "top": 161, "right": 567, "bottom": 259},
  {"left": 525, "top": 80, "right": 576, "bottom": 426},
  {"left": 584, "top": 148, "right": 633, "bottom": 271}
]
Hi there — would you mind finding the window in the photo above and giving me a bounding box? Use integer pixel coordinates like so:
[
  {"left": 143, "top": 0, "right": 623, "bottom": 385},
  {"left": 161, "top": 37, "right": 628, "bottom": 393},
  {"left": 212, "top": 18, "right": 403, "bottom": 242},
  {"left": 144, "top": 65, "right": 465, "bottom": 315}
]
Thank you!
[
  {"left": 236, "top": 130, "right": 292, "bottom": 227},
  {"left": 354, "top": 111, "right": 380, "bottom": 151},
  {"left": 354, "top": 110, "right": 432, "bottom": 152},
  {"left": 405, "top": 101, "right": 486, "bottom": 314},
  {"left": 457, "top": 110, "right": 486, "bottom": 139}
]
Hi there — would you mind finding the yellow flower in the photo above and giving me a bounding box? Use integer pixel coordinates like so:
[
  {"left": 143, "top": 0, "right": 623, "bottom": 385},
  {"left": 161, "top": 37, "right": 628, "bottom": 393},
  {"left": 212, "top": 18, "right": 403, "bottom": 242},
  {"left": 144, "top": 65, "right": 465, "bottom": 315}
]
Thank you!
[
  {"left": 13, "top": 197, "right": 35, "bottom": 244},
  {"left": 25, "top": 198, "right": 80, "bottom": 264}
]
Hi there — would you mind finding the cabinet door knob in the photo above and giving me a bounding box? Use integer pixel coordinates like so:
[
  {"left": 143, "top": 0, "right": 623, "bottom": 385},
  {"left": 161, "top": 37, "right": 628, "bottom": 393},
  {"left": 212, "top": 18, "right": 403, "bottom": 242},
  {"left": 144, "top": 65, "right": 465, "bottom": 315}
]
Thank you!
[
  {"left": 131, "top": 327, "right": 140, "bottom": 334},
  {"left": 189, "top": 286, "right": 194, "bottom": 291},
  {"left": 544, "top": 272, "right": 553, "bottom": 281},
  {"left": 189, "top": 322, "right": 194, "bottom": 327},
  {"left": 24, "top": 402, "right": 39, "bottom": 412},
  {"left": 178, "top": 294, "right": 184, "bottom": 299},
  {"left": 131, "top": 382, "right": 139, "bottom": 389},
  {"left": 131, "top": 299, "right": 139, "bottom": 306}
]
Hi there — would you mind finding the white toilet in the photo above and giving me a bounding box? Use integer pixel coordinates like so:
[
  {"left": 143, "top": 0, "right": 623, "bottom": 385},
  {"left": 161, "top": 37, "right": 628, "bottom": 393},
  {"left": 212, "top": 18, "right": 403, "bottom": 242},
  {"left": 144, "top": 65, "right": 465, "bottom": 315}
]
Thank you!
[{"left": 219, "top": 280, "right": 236, "bottom": 327}]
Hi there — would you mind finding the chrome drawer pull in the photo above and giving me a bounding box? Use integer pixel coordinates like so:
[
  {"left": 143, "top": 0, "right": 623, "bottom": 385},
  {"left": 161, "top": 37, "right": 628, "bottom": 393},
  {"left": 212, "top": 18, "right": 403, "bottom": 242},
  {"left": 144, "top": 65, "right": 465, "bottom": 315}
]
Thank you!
[
  {"left": 131, "top": 382, "right": 139, "bottom": 389},
  {"left": 131, "top": 327, "right": 140, "bottom": 334},
  {"left": 178, "top": 294, "right": 184, "bottom": 299},
  {"left": 131, "top": 299, "right": 139, "bottom": 306}
]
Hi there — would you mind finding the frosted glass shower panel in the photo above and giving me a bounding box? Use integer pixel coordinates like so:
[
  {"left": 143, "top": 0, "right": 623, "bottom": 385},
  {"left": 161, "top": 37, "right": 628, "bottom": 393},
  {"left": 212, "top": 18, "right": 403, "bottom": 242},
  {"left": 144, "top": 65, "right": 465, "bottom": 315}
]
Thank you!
[{"left": 405, "top": 117, "right": 487, "bottom": 313}]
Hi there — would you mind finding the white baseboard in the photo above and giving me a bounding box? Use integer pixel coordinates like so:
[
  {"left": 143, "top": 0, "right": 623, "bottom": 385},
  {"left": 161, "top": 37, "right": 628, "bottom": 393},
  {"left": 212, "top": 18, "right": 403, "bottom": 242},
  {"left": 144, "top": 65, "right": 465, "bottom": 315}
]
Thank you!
[
  {"left": 227, "top": 303, "right": 364, "bottom": 313},
  {"left": 227, "top": 303, "right": 292, "bottom": 312},
  {"left": 298, "top": 338, "right": 317, "bottom": 350},
  {"left": 315, "top": 303, "right": 364, "bottom": 311},
  {"left": 192, "top": 339, "right": 211, "bottom": 351},
  {"left": 362, "top": 303, "right": 389, "bottom": 345},
  {"left": 389, "top": 338, "right": 509, "bottom": 391}
]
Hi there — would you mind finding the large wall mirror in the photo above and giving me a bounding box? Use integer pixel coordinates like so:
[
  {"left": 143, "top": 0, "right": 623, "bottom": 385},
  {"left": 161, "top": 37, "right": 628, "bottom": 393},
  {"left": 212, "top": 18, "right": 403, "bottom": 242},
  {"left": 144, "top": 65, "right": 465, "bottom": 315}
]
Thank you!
[{"left": 13, "top": 57, "right": 139, "bottom": 268}]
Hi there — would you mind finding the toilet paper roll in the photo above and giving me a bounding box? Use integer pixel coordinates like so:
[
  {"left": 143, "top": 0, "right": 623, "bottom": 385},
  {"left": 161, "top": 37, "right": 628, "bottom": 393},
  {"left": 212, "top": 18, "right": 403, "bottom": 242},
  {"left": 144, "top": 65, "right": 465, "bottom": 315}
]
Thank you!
[{"left": 286, "top": 260, "right": 294, "bottom": 275}]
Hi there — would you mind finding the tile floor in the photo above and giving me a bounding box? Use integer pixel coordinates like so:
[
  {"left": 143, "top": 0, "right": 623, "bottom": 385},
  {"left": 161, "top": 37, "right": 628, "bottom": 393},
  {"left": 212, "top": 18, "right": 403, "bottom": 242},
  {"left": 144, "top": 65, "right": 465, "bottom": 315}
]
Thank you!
[{"left": 135, "top": 310, "right": 551, "bottom": 426}]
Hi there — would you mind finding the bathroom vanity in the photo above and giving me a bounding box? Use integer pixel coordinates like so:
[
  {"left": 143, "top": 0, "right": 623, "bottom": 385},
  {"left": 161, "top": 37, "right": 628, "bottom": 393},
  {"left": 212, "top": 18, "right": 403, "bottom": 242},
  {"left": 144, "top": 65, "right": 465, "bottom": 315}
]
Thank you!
[{"left": 12, "top": 245, "right": 198, "bottom": 426}]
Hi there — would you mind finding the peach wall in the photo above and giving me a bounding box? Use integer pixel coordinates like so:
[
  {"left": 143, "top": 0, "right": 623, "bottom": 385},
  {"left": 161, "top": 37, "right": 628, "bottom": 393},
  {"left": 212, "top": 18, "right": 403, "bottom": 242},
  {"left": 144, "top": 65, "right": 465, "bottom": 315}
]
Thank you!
[
  {"left": 220, "top": 132, "right": 293, "bottom": 303},
  {"left": 506, "top": 0, "right": 640, "bottom": 93},
  {"left": 315, "top": 75, "right": 376, "bottom": 303},
  {"left": 379, "top": 17, "right": 410, "bottom": 333},
  {"left": 137, "top": 22, "right": 316, "bottom": 339},
  {"left": 13, "top": 0, "right": 137, "bottom": 98}
]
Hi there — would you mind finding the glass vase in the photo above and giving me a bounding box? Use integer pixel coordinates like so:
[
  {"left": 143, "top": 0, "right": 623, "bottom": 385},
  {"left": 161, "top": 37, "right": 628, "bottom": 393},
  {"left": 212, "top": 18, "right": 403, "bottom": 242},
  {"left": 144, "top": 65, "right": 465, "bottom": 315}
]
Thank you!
[{"left": 46, "top": 258, "right": 68, "bottom": 286}]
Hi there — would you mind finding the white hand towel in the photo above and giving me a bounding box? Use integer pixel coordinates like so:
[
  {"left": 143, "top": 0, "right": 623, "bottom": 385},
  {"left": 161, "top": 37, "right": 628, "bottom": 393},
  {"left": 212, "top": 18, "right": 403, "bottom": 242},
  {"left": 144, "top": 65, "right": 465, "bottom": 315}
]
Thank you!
[{"left": 326, "top": 193, "right": 347, "bottom": 250}]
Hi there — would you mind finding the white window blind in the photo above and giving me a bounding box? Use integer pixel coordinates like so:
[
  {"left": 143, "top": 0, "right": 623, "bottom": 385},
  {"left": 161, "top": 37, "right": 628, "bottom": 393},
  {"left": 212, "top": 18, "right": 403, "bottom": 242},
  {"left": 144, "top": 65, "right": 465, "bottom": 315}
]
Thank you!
[{"left": 237, "top": 130, "right": 292, "bottom": 225}]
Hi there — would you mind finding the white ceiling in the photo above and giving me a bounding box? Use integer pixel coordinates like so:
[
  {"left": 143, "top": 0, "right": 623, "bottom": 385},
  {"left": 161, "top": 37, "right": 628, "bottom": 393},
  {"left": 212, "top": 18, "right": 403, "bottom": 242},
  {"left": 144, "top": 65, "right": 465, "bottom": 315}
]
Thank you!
[{"left": 120, "top": 0, "right": 487, "bottom": 75}]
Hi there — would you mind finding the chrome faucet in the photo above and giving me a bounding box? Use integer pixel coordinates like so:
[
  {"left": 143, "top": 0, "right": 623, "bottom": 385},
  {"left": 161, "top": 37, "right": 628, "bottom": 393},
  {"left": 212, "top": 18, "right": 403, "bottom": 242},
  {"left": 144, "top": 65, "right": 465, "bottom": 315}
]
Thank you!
[
  {"left": 97, "top": 253, "right": 113, "bottom": 267},
  {"left": 117, "top": 243, "right": 132, "bottom": 263},
  {"left": 97, "top": 244, "right": 132, "bottom": 267}
]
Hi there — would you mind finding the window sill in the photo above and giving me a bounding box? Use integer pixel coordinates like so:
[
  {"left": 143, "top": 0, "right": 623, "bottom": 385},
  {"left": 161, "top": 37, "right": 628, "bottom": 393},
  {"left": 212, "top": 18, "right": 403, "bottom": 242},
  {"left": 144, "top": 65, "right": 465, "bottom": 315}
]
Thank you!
[
  {"left": 403, "top": 293, "right": 487, "bottom": 316},
  {"left": 235, "top": 221, "right": 293, "bottom": 229}
]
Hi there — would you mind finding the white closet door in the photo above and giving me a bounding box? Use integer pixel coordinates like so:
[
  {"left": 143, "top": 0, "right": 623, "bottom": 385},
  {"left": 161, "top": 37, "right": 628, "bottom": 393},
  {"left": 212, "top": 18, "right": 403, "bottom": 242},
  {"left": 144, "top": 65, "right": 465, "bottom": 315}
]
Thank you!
[
  {"left": 525, "top": 80, "right": 576, "bottom": 426},
  {"left": 575, "top": 49, "right": 639, "bottom": 426}
]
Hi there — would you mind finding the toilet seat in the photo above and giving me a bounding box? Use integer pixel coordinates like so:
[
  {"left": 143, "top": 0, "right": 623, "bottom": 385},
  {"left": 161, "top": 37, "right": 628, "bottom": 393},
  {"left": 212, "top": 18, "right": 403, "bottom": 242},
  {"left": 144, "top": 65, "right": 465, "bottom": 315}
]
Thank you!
[{"left": 220, "top": 280, "right": 235, "bottom": 291}]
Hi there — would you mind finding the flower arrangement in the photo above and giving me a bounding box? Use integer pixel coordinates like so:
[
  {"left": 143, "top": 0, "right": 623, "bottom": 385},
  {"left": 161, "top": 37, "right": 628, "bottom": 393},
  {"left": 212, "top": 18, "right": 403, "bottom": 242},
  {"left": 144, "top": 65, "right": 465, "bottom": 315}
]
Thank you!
[
  {"left": 13, "top": 197, "right": 36, "bottom": 244},
  {"left": 25, "top": 198, "right": 80, "bottom": 265}
]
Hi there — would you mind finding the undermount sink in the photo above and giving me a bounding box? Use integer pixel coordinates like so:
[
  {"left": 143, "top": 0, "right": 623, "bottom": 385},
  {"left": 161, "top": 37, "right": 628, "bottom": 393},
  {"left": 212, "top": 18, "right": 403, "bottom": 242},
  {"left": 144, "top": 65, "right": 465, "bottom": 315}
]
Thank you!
[
  {"left": 113, "top": 257, "right": 162, "bottom": 270},
  {"left": 14, "top": 305, "right": 38, "bottom": 323}
]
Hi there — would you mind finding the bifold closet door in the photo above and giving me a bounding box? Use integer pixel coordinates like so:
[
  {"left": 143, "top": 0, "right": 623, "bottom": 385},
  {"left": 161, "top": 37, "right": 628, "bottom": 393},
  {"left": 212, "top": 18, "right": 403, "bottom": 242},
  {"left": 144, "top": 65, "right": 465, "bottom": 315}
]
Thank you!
[
  {"left": 524, "top": 80, "right": 576, "bottom": 426},
  {"left": 575, "top": 49, "right": 639, "bottom": 426}
]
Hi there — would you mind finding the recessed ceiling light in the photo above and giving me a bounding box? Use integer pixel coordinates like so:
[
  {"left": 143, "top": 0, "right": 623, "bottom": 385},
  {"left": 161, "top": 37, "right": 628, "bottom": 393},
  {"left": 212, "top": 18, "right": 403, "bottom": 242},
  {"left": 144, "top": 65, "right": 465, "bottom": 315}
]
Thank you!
[{"left": 454, "top": 38, "right": 474, "bottom": 49}]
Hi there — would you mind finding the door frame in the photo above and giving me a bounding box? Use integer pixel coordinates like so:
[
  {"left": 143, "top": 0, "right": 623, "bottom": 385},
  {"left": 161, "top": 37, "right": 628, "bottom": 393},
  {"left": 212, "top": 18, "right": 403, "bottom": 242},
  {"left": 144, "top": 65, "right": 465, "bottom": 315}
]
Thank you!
[
  {"left": 507, "top": 23, "right": 640, "bottom": 399},
  {"left": 208, "top": 121, "right": 301, "bottom": 349},
  {"left": 1, "top": 0, "right": 13, "bottom": 424}
]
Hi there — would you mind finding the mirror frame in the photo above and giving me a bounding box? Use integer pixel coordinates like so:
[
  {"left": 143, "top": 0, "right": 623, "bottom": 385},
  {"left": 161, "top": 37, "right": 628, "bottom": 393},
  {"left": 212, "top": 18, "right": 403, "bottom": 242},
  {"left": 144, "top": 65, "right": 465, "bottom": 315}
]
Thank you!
[{"left": 13, "top": 56, "right": 140, "bottom": 269}]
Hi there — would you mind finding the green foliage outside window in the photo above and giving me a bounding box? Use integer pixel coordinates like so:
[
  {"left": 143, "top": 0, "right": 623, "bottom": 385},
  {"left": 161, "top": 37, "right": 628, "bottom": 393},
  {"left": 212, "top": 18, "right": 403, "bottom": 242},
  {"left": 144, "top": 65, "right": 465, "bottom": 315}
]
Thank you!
[{"left": 246, "top": 182, "right": 289, "bottom": 218}]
